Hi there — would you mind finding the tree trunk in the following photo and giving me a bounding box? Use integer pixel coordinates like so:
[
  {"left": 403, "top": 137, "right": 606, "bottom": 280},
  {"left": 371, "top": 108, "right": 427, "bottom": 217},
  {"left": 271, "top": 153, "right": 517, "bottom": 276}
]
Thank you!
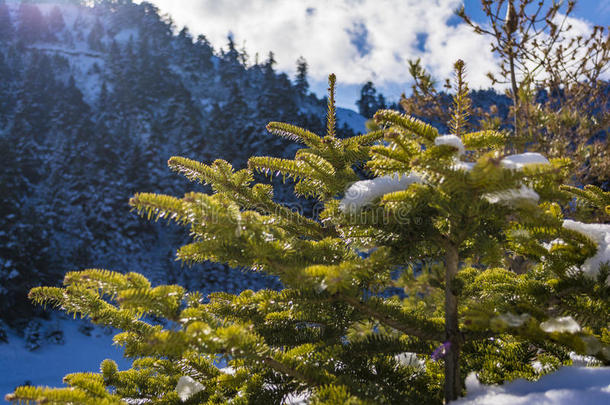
[
  {"left": 508, "top": 39, "right": 519, "bottom": 141},
  {"left": 444, "top": 243, "right": 462, "bottom": 403}
]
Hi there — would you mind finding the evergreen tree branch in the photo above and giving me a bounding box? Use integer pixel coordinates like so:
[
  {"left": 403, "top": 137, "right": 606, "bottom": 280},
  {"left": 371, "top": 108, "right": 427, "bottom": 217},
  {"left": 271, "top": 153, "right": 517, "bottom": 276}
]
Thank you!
[
  {"left": 373, "top": 110, "right": 439, "bottom": 144},
  {"left": 326, "top": 74, "right": 337, "bottom": 138},
  {"left": 338, "top": 294, "right": 444, "bottom": 342}
]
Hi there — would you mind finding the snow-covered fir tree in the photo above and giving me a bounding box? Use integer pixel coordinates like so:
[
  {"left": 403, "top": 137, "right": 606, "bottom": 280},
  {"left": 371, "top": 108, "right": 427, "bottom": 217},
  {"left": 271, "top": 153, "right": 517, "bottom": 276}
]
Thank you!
[{"left": 7, "top": 63, "right": 609, "bottom": 404}]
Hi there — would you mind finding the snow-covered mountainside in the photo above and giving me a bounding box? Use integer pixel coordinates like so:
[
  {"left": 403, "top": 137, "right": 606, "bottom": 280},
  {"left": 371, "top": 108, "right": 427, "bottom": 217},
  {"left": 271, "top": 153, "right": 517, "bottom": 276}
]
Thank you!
[
  {"left": 336, "top": 107, "right": 367, "bottom": 134},
  {"left": 0, "top": 317, "right": 130, "bottom": 403},
  {"left": 0, "top": 0, "right": 364, "bottom": 326}
]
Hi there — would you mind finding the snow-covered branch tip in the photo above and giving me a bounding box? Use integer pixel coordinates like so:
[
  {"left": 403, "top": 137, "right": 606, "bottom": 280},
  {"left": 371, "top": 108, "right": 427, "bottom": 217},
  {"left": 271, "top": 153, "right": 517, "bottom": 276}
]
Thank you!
[{"left": 339, "top": 174, "right": 423, "bottom": 213}]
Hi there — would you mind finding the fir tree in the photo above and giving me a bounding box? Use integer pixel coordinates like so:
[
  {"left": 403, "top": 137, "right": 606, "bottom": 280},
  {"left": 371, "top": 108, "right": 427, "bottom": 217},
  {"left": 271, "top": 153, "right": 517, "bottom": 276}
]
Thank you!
[
  {"left": 17, "top": 3, "right": 48, "bottom": 44},
  {"left": 47, "top": 6, "right": 66, "bottom": 35},
  {"left": 13, "top": 53, "right": 57, "bottom": 140},
  {"left": 0, "top": 2, "right": 14, "bottom": 42},
  {"left": 193, "top": 34, "right": 214, "bottom": 72},
  {"left": 264, "top": 51, "right": 276, "bottom": 77},
  {"left": 457, "top": 0, "right": 610, "bottom": 187},
  {"left": 295, "top": 56, "right": 309, "bottom": 97},
  {"left": 357, "top": 81, "right": 386, "bottom": 119},
  {"left": 220, "top": 35, "right": 243, "bottom": 83},
  {"left": 0, "top": 134, "right": 51, "bottom": 320},
  {"left": 87, "top": 18, "right": 105, "bottom": 51},
  {"left": 7, "top": 64, "right": 609, "bottom": 404},
  {"left": 0, "top": 51, "right": 14, "bottom": 121}
]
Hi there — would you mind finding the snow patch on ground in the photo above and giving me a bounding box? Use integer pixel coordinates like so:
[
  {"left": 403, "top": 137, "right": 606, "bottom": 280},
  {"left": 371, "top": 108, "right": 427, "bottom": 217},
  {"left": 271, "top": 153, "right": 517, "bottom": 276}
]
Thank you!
[
  {"left": 28, "top": 45, "right": 105, "bottom": 104},
  {"left": 114, "top": 28, "right": 139, "bottom": 44},
  {"left": 455, "top": 366, "right": 610, "bottom": 405},
  {"left": 0, "top": 318, "right": 131, "bottom": 403}
]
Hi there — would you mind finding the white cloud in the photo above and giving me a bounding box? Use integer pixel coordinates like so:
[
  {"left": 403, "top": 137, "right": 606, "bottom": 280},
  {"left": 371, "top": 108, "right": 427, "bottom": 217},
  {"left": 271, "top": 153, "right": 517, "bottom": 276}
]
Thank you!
[
  {"left": 140, "top": 1, "right": 602, "bottom": 106},
  {"left": 141, "top": 0, "right": 500, "bottom": 90}
]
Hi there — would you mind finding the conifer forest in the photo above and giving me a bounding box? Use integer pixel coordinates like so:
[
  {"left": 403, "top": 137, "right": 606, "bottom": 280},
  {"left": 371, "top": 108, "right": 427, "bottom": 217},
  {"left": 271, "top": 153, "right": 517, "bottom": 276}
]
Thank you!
[{"left": 0, "top": 0, "right": 609, "bottom": 404}]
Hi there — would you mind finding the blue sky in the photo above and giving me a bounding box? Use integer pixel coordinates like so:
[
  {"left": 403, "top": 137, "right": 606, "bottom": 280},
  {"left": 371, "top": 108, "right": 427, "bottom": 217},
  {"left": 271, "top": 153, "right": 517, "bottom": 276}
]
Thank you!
[
  {"left": 464, "top": 0, "right": 610, "bottom": 28},
  {"left": 142, "top": 0, "right": 610, "bottom": 110}
]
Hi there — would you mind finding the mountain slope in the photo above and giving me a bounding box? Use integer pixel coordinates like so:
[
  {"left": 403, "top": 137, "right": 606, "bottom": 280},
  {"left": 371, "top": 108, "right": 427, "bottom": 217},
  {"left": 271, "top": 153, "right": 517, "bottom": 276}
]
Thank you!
[{"left": 0, "top": 0, "right": 361, "bottom": 324}]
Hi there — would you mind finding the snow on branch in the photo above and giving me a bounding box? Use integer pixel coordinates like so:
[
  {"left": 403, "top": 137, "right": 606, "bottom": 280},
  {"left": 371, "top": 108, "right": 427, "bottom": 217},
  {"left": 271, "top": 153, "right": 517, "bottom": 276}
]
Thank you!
[
  {"left": 540, "top": 316, "right": 581, "bottom": 334},
  {"left": 484, "top": 186, "right": 540, "bottom": 205},
  {"left": 339, "top": 174, "right": 423, "bottom": 213},
  {"left": 501, "top": 152, "right": 550, "bottom": 170},
  {"left": 563, "top": 220, "right": 610, "bottom": 285},
  {"left": 175, "top": 376, "right": 204, "bottom": 401},
  {"left": 435, "top": 134, "right": 465, "bottom": 155}
]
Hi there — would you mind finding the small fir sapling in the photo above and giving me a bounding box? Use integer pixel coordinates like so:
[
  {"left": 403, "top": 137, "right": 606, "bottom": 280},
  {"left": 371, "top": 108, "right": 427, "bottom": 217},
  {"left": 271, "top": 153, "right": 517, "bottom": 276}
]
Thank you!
[
  {"left": 7, "top": 62, "right": 609, "bottom": 405},
  {"left": 402, "top": 1, "right": 610, "bottom": 189}
]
